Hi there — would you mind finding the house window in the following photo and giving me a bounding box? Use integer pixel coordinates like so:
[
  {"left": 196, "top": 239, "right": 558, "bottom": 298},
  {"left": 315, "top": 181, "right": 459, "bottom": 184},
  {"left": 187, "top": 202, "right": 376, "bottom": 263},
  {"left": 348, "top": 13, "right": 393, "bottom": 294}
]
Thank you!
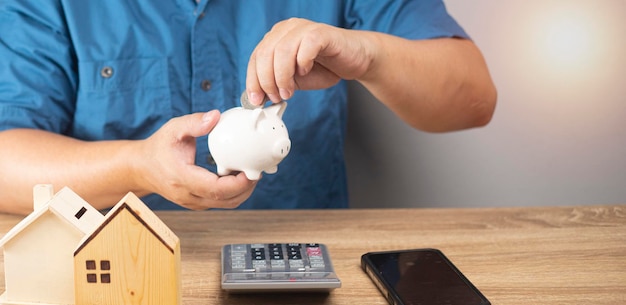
[{"left": 85, "top": 260, "right": 112, "bottom": 284}]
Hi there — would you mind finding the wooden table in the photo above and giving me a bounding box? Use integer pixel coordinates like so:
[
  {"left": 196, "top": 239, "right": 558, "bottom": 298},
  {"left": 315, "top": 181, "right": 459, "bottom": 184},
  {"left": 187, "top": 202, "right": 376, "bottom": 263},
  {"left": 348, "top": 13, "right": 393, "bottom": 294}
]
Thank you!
[{"left": 1, "top": 205, "right": 625, "bottom": 304}]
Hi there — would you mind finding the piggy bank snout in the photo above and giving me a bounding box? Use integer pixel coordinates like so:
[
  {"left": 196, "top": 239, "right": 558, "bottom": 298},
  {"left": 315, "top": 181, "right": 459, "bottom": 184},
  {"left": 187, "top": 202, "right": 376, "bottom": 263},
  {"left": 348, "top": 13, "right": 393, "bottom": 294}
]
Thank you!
[{"left": 272, "top": 138, "right": 291, "bottom": 159}]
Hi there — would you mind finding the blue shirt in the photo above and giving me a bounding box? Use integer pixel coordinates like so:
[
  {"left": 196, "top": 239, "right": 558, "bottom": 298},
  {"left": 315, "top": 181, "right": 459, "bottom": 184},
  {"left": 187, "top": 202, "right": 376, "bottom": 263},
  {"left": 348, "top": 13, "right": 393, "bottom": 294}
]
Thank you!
[{"left": 0, "top": 0, "right": 467, "bottom": 210}]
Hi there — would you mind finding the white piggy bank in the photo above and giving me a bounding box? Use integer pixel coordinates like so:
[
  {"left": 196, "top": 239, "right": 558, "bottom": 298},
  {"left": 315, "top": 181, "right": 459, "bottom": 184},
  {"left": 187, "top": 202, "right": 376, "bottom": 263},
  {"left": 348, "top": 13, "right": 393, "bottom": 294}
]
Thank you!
[{"left": 208, "top": 102, "right": 291, "bottom": 180}]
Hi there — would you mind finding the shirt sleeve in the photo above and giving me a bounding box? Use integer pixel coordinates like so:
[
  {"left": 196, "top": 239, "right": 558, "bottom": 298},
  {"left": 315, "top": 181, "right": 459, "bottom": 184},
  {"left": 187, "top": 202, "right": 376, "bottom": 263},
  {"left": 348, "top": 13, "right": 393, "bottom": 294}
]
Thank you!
[
  {"left": 343, "top": 0, "right": 469, "bottom": 40},
  {"left": 0, "top": 1, "right": 77, "bottom": 133}
]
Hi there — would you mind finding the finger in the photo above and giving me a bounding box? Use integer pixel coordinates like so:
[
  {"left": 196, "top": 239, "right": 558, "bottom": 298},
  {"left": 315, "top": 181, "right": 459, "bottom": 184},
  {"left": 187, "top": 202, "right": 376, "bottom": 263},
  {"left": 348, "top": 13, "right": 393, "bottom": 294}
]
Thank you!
[
  {"left": 183, "top": 169, "right": 257, "bottom": 208},
  {"left": 245, "top": 53, "right": 264, "bottom": 106},
  {"left": 170, "top": 110, "right": 220, "bottom": 139},
  {"left": 273, "top": 31, "right": 303, "bottom": 101},
  {"left": 200, "top": 174, "right": 258, "bottom": 209},
  {"left": 248, "top": 19, "right": 303, "bottom": 104},
  {"left": 182, "top": 183, "right": 255, "bottom": 210},
  {"left": 177, "top": 185, "right": 253, "bottom": 210},
  {"left": 294, "top": 62, "right": 341, "bottom": 90},
  {"left": 206, "top": 171, "right": 257, "bottom": 201},
  {"left": 254, "top": 41, "right": 281, "bottom": 103},
  {"left": 296, "top": 25, "right": 327, "bottom": 77}
]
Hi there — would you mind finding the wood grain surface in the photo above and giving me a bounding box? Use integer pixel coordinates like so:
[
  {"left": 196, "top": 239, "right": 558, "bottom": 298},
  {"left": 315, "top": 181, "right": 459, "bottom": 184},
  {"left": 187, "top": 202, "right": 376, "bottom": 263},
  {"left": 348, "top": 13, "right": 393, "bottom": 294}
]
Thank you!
[{"left": 1, "top": 205, "right": 624, "bottom": 304}]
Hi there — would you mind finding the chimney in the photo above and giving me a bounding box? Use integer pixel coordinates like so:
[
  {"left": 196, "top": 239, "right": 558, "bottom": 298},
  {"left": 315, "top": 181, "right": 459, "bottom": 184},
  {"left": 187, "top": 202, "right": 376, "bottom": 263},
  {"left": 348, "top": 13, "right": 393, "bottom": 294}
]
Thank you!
[{"left": 33, "top": 184, "right": 54, "bottom": 210}]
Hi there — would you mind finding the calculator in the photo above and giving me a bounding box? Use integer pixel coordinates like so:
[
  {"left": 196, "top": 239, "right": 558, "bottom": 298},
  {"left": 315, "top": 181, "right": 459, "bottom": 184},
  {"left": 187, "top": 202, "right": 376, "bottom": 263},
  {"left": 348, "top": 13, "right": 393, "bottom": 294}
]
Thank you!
[{"left": 221, "top": 243, "right": 341, "bottom": 291}]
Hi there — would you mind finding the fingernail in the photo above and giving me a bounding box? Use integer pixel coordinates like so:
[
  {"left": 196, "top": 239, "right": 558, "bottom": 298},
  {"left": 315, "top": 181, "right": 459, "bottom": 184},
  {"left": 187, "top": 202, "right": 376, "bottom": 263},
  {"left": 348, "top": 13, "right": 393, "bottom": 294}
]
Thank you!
[
  {"left": 279, "top": 88, "right": 291, "bottom": 100},
  {"left": 202, "top": 110, "right": 216, "bottom": 122},
  {"left": 249, "top": 92, "right": 263, "bottom": 105}
]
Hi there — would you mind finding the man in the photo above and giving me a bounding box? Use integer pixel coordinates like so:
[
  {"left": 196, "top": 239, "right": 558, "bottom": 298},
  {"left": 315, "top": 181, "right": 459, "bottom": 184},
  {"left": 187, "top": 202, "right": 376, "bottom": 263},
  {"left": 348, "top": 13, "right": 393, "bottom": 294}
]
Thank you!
[{"left": 0, "top": 1, "right": 496, "bottom": 215}]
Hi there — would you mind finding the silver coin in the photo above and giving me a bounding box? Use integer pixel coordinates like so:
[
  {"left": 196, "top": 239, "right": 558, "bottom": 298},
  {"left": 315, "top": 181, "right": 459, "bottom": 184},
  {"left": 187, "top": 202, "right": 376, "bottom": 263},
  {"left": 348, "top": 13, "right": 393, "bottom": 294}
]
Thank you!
[{"left": 240, "top": 91, "right": 265, "bottom": 109}]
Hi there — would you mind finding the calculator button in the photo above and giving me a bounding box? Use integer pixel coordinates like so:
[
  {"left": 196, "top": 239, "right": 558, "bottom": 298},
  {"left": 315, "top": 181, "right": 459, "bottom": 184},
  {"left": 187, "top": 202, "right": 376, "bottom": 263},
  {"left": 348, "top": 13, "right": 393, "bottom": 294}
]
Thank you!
[
  {"left": 232, "top": 251, "right": 246, "bottom": 258},
  {"left": 270, "top": 249, "right": 284, "bottom": 260},
  {"left": 251, "top": 248, "right": 266, "bottom": 261},
  {"left": 287, "top": 246, "right": 302, "bottom": 259},
  {"left": 271, "top": 260, "right": 286, "bottom": 269},
  {"left": 308, "top": 260, "right": 324, "bottom": 266},
  {"left": 231, "top": 254, "right": 246, "bottom": 261},
  {"left": 306, "top": 247, "right": 322, "bottom": 256},
  {"left": 309, "top": 258, "right": 326, "bottom": 268},
  {"left": 270, "top": 244, "right": 283, "bottom": 254},
  {"left": 231, "top": 256, "right": 246, "bottom": 267},
  {"left": 252, "top": 260, "right": 267, "bottom": 270},
  {"left": 306, "top": 246, "right": 326, "bottom": 269},
  {"left": 289, "top": 253, "right": 302, "bottom": 260},
  {"left": 289, "top": 259, "right": 304, "bottom": 270},
  {"left": 231, "top": 244, "right": 248, "bottom": 253},
  {"left": 231, "top": 255, "right": 245, "bottom": 261}
]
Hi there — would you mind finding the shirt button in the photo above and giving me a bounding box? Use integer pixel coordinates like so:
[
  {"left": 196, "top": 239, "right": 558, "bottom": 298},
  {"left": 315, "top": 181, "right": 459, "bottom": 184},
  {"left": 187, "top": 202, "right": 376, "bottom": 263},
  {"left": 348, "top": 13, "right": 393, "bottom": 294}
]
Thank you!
[
  {"left": 100, "top": 66, "right": 113, "bottom": 78},
  {"left": 201, "top": 79, "right": 212, "bottom": 91},
  {"left": 198, "top": 12, "right": 205, "bottom": 19}
]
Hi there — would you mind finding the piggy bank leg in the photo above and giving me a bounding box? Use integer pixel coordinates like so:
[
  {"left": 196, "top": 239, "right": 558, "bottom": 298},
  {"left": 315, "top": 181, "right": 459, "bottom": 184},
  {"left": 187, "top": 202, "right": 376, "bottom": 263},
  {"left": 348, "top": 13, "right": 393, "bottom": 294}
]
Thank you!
[
  {"left": 265, "top": 166, "right": 278, "bottom": 174},
  {"left": 243, "top": 170, "right": 262, "bottom": 180}
]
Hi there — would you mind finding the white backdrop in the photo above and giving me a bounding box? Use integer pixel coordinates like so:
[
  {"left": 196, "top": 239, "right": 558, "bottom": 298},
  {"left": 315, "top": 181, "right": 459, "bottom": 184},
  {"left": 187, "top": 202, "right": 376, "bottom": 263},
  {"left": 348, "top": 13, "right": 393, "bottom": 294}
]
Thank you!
[{"left": 345, "top": 0, "right": 626, "bottom": 208}]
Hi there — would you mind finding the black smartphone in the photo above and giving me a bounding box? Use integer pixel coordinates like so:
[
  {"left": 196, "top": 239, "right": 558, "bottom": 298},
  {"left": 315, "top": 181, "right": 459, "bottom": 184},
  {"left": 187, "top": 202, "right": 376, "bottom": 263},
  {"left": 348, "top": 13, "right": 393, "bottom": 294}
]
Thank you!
[{"left": 361, "top": 248, "right": 490, "bottom": 305}]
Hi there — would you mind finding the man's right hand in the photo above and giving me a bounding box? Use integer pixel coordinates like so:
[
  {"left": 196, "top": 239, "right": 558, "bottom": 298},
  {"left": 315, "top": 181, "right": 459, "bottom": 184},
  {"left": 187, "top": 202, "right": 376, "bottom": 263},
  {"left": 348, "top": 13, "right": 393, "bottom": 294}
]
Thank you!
[{"left": 134, "top": 110, "right": 258, "bottom": 210}]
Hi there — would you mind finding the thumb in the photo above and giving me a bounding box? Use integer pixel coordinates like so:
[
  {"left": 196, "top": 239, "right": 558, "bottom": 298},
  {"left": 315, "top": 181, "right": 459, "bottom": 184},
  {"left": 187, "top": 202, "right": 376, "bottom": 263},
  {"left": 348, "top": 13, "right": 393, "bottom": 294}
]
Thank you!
[{"left": 179, "top": 110, "right": 221, "bottom": 138}]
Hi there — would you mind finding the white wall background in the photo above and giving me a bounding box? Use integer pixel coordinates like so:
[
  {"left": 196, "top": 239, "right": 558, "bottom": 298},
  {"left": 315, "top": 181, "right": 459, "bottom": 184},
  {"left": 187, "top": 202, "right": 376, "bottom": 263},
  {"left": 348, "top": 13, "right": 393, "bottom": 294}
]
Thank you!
[{"left": 345, "top": 0, "right": 626, "bottom": 208}]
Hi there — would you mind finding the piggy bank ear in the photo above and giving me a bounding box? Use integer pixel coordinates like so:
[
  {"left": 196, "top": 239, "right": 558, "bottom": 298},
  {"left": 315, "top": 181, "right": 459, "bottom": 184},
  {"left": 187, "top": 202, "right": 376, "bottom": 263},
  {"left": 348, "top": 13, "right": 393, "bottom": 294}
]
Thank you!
[
  {"left": 266, "top": 101, "right": 288, "bottom": 118},
  {"left": 251, "top": 108, "right": 265, "bottom": 129}
]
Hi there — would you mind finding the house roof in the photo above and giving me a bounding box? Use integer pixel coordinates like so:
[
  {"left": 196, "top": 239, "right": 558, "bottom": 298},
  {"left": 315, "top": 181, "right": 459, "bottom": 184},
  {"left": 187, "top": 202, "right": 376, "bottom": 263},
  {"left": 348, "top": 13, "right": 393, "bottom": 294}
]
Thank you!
[
  {"left": 0, "top": 187, "right": 104, "bottom": 248},
  {"left": 74, "top": 192, "right": 179, "bottom": 255}
]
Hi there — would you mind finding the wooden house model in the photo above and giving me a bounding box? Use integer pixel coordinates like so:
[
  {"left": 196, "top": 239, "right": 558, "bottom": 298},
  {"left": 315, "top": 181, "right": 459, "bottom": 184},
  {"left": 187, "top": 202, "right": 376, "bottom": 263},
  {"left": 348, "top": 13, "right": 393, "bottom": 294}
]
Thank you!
[
  {"left": 0, "top": 186, "right": 181, "bottom": 305},
  {"left": 0, "top": 185, "right": 104, "bottom": 305},
  {"left": 73, "top": 192, "right": 181, "bottom": 304}
]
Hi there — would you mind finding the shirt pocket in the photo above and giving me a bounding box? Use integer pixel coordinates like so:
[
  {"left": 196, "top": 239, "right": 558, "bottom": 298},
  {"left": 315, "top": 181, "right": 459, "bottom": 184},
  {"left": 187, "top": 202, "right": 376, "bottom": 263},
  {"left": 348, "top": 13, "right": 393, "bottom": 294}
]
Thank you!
[{"left": 74, "top": 57, "right": 172, "bottom": 140}]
